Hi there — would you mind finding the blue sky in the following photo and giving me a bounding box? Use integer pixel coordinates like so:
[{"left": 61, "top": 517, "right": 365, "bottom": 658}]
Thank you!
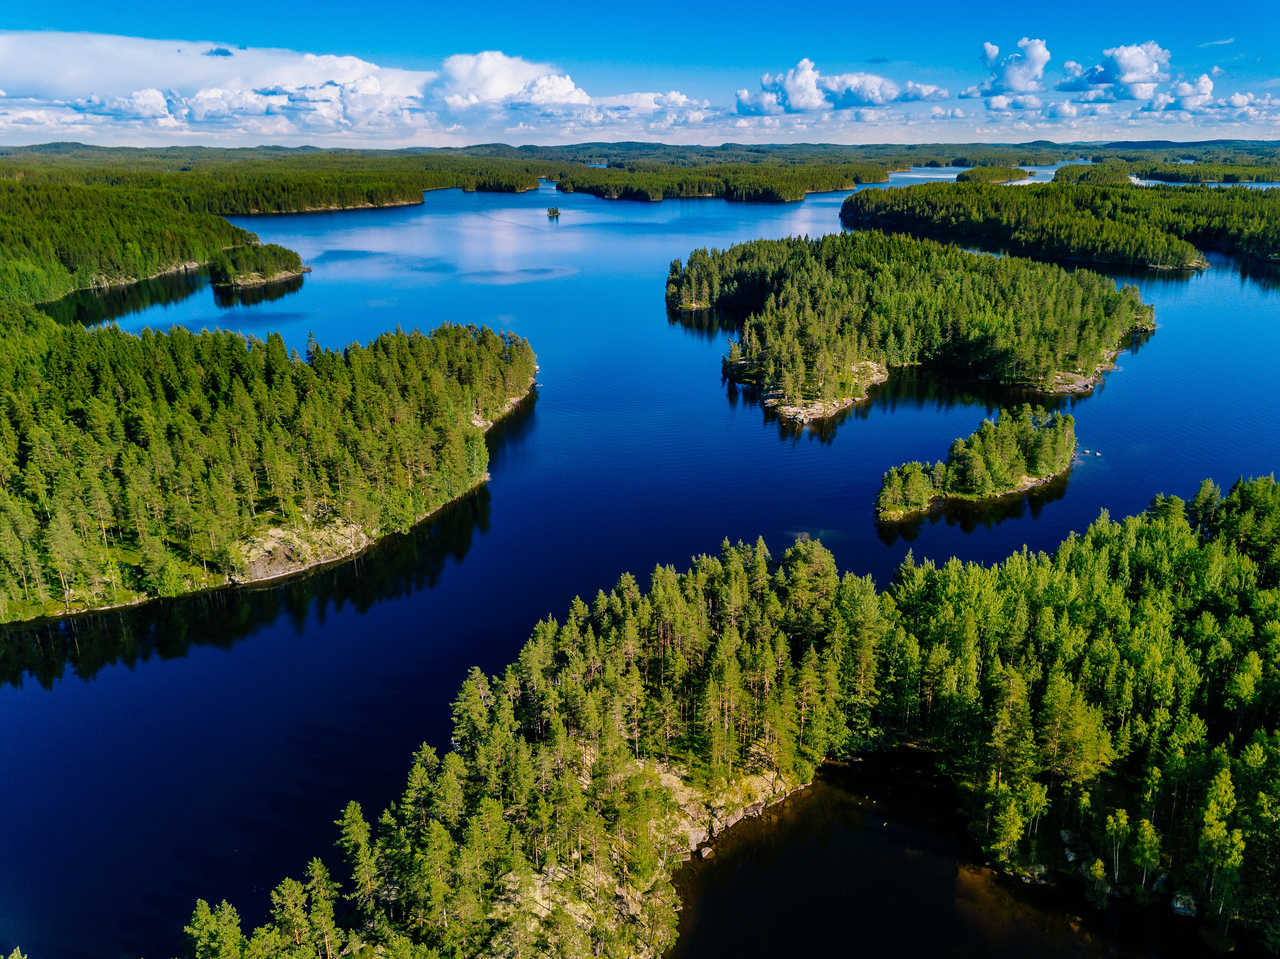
[{"left": 2, "top": 0, "right": 1278, "bottom": 145}]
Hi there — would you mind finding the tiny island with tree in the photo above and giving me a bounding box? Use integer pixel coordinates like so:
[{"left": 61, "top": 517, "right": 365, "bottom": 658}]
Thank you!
[{"left": 876, "top": 406, "right": 1077, "bottom": 521}]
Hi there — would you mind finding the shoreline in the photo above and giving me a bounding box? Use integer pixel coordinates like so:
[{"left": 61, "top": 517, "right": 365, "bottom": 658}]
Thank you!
[
  {"left": 1042, "top": 319, "right": 1155, "bottom": 395},
  {"left": 728, "top": 360, "right": 890, "bottom": 424},
  {"left": 877, "top": 462, "right": 1073, "bottom": 524},
  {"left": 213, "top": 266, "right": 311, "bottom": 289},
  {"left": 7, "top": 377, "right": 538, "bottom": 629}
]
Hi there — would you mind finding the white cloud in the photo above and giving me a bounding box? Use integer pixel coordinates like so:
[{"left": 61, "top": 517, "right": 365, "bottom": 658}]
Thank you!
[
  {"left": 1058, "top": 41, "right": 1171, "bottom": 102},
  {"left": 0, "top": 29, "right": 1276, "bottom": 146},
  {"left": 439, "top": 51, "right": 589, "bottom": 109},
  {"left": 736, "top": 58, "right": 947, "bottom": 114},
  {"left": 976, "top": 37, "right": 1051, "bottom": 95},
  {"left": 1173, "top": 74, "right": 1214, "bottom": 110}
]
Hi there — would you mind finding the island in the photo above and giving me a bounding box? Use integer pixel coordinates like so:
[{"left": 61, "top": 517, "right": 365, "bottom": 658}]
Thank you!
[
  {"left": 209, "top": 242, "right": 308, "bottom": 288},
  {"left": 667, "top": 231, "right": 1153, "bottom": 423},
  {"left": 955, "top": 165, "right": 1029, "bottom": 184},
  {"left": 177, "top": 476, "right": 1280, "bottom": 957},
  {"left": 876, "top": 406, "right": 1075, "bottom": 521}
]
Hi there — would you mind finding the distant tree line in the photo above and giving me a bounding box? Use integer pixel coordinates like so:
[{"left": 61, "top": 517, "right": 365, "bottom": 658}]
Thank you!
[
  {"left": 877, "top": 405, "right": 1076, "bottom": 520},
  {"left": 666, "top": 232, "right": 1152, "bottom": 408},
  {"left": 180, "top": 476, "right": 1280, "bottom": 957},
  {"left": 840, "top": 181, "right": 1280, "bottom": 269},
  {"left": 555, "top": 162, "right": 889, "bottom": 203}
]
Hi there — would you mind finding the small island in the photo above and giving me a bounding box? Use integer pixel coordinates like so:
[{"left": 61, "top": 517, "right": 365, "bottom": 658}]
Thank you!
[
  {"left": 547, "top": 206, "right": 560, "bottom": 219},
  {"left": 956, "top": 165, "right": 1028, "bottom": 184},
  {"left": 876, "top": 405, "right": 1075, "bottom": 521},
  {"left": 209, "top": 242, "right": 308, "bottom": 288}
]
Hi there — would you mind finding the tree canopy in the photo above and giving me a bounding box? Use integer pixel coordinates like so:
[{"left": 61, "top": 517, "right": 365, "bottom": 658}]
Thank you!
[
  {"left": 667, "top": 231, "right": 1152, "bottom": 408},
  {"left": 877, "top": 405, "right": 1076, "bottom": 520},
  {"left": 840, "top": 181, "right": 1280, "bottom": 269},
  {"left": 181, "top": 476, "right": 1280, "bottom": 956}
]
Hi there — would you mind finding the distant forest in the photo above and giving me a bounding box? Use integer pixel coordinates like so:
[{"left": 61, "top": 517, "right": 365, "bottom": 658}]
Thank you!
[{"left": 840, "top": 181, "right": 1280, "bottom": 270}]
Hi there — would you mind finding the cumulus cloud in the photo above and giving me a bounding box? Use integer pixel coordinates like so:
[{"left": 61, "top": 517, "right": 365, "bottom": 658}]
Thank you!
[
  {"left": 0, "top": 29, "right": 1276, "bottom": 145},
  {"left": 0, "top": 31, "right": 717, "bottom": 144},
  {"left": 439, "top": 51, "right": 589, "bottom": 109},
  {"left": 975, "top": 37, "right": 1051, "bottom": 96},
  {"left": 1057, "top": 41, "right": 1171, "bottom": 102},
  {"left": 736, "top": 58, "right": 947, "bottom": 115}
]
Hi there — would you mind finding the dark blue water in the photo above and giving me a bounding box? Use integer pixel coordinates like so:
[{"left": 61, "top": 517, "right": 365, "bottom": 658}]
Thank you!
[{"left": 4, "top": 172, "right": 1280, "bottom": 959}]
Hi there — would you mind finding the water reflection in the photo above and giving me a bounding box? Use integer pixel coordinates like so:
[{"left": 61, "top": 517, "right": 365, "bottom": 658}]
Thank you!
[
  {"left": 39, "top": 267, "right": 308, "bottom": 326},
  {"left": 0, "top": 446, "right": 510, "bottom": 691},
  {"left": 875, "top": 471, "right": 1072, "bottom": 546},
  {"left": 670, "top": 751, "right": 1205, "bottom": 959},
  {"left": 212, "top": 273, "right": 305, "bottom": 308},
  {"left": 39, "top": 268, "right": 209, "bottom": 325}
]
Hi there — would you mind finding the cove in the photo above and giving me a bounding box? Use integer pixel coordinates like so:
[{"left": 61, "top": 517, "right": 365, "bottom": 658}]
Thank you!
[
  {"left": 4, "top": 171, "right": 1280, "bottom": 959},
  {"left": 670, "top": 751, "right": 1208, "bottom": 959}
]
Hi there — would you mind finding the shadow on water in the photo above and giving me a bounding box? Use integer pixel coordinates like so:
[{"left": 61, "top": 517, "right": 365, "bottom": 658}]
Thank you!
[
  {"left": 38, "top": 268, "right": 307, "bottom": 325},
  {"left": 667, "top": 306, "right": 737, "bottom": 343},
  {"left": 0, "top": 394, "right": 537, "bottom": 691},
  {"left": 875, "top": 471, "right": 1073, "bottom": 546},
  {"left": 726, "top": 363, "right": 1100, "bottom": 445},
  {"left": 212, "top": 273, "right": 305, "bottom": 308},
  {"left": 670, "top": 750, "right": 1213, "bottom": 959},
  {"left": 0, "top": 485, "right": 490, "bottom": 690},
  {"left": 39, "top": 268, "right": 210, "bottom": 325}
]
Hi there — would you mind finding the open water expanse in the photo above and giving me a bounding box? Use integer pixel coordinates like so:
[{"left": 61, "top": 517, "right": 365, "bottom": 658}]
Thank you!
[{"left": 4, "top": 170, "right": 1279, "bottom": 958}]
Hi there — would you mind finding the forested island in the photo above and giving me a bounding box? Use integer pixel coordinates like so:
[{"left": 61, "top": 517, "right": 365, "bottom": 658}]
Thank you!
[
  {"left": 209, "top": 243, "right": 307, "bottom": 287},
  {"left": 955, "top": 165, "right": 1028, "bottom": 184},
  {"left": 839, "top": 181, "right": 1280, "bottom": 270},
  {"left": 180, "top": 476, "right": 1280, "bottom": 957},
  {"left": 666, "top": 232, "right": 1152, "bottom": 422},
  {"left": 877, "top": 406, "right": 1076, "bottom": 521}
]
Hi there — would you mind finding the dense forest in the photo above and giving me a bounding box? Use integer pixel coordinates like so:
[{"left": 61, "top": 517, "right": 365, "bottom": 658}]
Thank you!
[
  {"left": 0, "top": 302, "right": 536, "bottom": 622},
  {"left": 1057, "top": 161, "right": 1280, "bottom": 187},
  {"left": 555, "top": 163, "right": 888, "bottom": 203},
  {"left": 1132, "top": 163, "right": 1280, "bottom": 184},
  {"left": 666, "top": 232, "right": 1152, "bottom": 414},
  {"left": 955, "top": 166, "right": 1028, "bottom": 184},
  {"left": 0, "top": 181, "right": 257, "bottom": 304},
  {"left": 181, "top": 476, "right": 1280, "bottom": 957},
  {"left": 877, "top": 406, "right": 1076, "bottom": 520},
  {"left": 0, "top": 147, "right": 548, "bottom": 212},
  {"left": 209, "top": 243, "right": 305, "bottom": 287},
  {"left": 839, "top": 181, "right": 1280, "bottom": 269},
  {"left": 1053, "top": 163, "right": 1136, "bottom": 187}
]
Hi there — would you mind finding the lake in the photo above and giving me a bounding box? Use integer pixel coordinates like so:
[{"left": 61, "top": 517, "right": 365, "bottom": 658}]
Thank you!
[{"left": 3, "top": 170, "right": 1279, "bottom": 959}]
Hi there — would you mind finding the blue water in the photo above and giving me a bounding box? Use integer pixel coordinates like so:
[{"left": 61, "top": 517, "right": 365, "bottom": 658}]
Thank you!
[{"left": 4, "top": 172, "right": 1280, "bottom": 959}]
